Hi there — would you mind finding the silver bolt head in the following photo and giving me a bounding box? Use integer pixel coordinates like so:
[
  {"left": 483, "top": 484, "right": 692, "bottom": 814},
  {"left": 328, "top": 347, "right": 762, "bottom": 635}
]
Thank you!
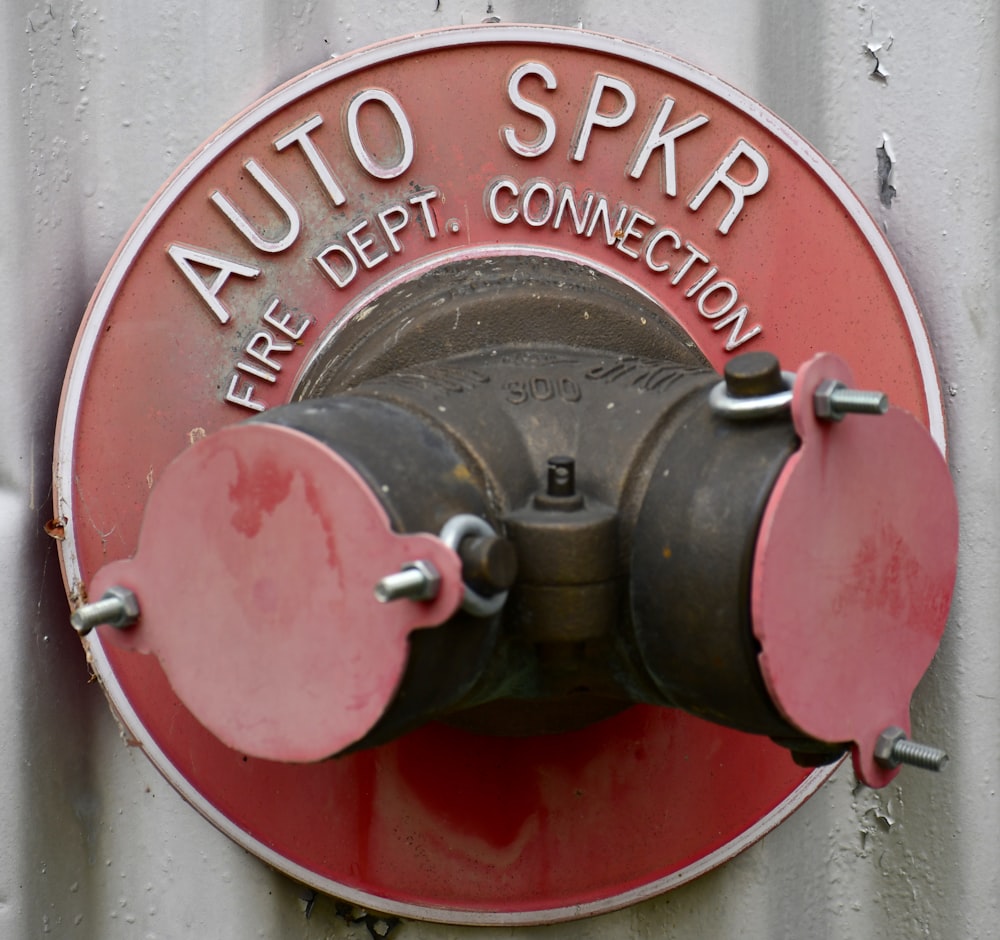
[
  {"left": 813, "top": 379, "right": 845, "bottom": 421},
  {"left": 104, "top": 585, "right": 141, "bottom": 624},
  {"left": 873, "top": 725, "right": 907, "bottom": 768},
  {"left": 404, "top": 560, "right": 441, "bottom": 599}
]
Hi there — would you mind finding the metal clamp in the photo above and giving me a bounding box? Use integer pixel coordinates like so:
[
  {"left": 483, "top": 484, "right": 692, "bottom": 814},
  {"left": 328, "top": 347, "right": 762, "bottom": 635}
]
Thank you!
[
  {"left": 709, "top": 371, "right": 796, "bottom": 420},
  {"left": 439, "top": 514, "right": 510, "bottom": 618}
]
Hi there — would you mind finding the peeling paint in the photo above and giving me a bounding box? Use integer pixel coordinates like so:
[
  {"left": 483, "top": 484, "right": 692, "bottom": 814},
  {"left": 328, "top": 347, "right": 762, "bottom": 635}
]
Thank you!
[
  {"left": 877, "top": 134, "right": 897, "bottom": 208},
  {"left": 864, "top": 39, "right": 892, "bottom": 82}
]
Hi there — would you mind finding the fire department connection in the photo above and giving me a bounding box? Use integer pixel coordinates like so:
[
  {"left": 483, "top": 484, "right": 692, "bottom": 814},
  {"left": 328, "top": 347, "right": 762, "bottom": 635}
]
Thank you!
[{"left": 54, "top": 26, "right": 957, "bottom": 924}]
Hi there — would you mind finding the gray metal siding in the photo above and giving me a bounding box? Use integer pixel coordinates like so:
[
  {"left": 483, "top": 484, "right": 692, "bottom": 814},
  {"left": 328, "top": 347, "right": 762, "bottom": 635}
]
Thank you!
[{"left": 1, "top": 2, "right": 996, "bottom": 936}]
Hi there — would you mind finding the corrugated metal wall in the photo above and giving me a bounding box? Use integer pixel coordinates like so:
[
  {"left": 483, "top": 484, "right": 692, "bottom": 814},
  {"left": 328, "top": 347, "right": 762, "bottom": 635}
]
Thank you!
[{"left": 1, "top": 1, "right": 996, "bottom": 936}]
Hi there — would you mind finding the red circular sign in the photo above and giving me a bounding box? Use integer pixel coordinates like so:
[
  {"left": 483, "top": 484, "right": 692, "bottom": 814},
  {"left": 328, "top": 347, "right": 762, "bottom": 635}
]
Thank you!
[{"left": 55, "top": 25, "right": 944, "bottom": 924}]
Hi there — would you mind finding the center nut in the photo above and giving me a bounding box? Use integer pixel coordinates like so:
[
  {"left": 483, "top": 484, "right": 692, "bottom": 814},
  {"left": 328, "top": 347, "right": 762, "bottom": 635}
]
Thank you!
[{"left": 78, "top": 272, "right": 956, "bottom": 788}]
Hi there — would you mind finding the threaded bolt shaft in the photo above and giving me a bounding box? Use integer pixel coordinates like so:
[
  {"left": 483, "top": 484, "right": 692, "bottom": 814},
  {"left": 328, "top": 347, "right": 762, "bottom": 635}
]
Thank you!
[
  {"left": 814, "top": 380, "right": 889, "bottom": 421},
  {"left": 71, "top": 598, "right": 124, "bottom": 636},
  {"left": 829, "top": 387, "right": 889, "bottom": 416},
  {"left": 891, "top": 738, "right": 949, "bottom": 772},
  {"left": 874, "top": 725, "right": 948, "bottom": 772},
  {"left": 374, "top": 561, "right": 441, "bottom": 603},
  {"left": 70, "top": 586, "right": 140, "bottom": 636}
]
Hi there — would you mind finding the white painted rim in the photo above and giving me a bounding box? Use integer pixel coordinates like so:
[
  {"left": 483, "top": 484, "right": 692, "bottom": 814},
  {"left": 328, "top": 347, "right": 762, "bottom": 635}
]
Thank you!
[{"left": 55, "top": 23, "right": 940, "bottom": 925}]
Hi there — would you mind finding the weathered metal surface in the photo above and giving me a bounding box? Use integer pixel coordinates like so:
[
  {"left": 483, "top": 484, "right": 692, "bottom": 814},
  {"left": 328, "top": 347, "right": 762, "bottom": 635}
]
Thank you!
[
  {"left": 752, "top": 352, "right": 957, "bottom": 788},
  {"left": 2, "top": 1, "right": 997, "bottom": 937},
  {"left": 65, "top": 332, "right": 815, "bottom": 920},
  {"left": 91, "top": 422, "right": 465, "bottom": 761}
]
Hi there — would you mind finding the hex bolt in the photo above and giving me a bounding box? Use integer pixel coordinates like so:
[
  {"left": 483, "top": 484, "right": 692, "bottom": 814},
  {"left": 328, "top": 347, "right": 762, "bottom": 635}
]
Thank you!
[
  {"left": 70, "top": 585, "right": 140, "bottom": 637},
  {"left": 374, "top": 560, "right": 441, "bottom": 604},
  {"left": 814, "top": 379, "right": 889, "bottom": 421},
  {"left": 874, "top": 725, "right": 949, "bottom": 772}
]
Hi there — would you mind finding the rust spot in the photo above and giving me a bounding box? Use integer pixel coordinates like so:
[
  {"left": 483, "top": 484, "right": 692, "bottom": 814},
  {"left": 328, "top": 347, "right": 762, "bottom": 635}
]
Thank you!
[
  {"left": 70, "top": 579, "right": 88, "bottom": 606},
  {"left": 44, "top": 517, "right": 67, "bottom": 540}
]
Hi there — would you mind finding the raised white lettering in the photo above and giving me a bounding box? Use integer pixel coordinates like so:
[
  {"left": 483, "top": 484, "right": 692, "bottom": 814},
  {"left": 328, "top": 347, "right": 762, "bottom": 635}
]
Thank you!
[
  {"left": 225, "top": 374, "right": 265, "bottom": 412},
  {"left": 485, "top": 177, "right": 519, "bottom": 224},
  {"left": 615, "top": 208, "right": 655, "bottom": 259},
  {"left": 643, "top": 228, "right": 681, "bottom": 271},
  {"left": 273, "top": 114, "right": 348, "bottom": 207},
  {"left": 521, "top": 179, "right": 555, "bottom": 226},
  {"left": 570, "top": 74, "right": 636, "bottom": 162},
  {"left": 627, "top": 98, "right": 710, "bottom": 196},
  {"left": 684, "top": 265, "right": 719, "bottom": 298},
  {"left": 688, "top": 139, "right": 769, "bottom": 234},
  {"left": 407, "top": 189, "right": 440, "bottom": 237},
  {"left": 585, "top": 195, "right": 629, "bottom": 245},
  {"left": 377, "top": 204, "right": 410, "bottom": 252},
  {"left": 346, "top": 89, "right": 415, "bottom": 180},
  {"left": 502, "top": 62, "right": 558, "bottom": 158},
  {"left": 314, "top": 191, "right": 441, "bottom": 289},
  {"left": 697, "top": 280, "right": 738, "bottom": 318},
  {"left": 262, "top": 297, "right": 310, "bottom": 340},
  {"left": 210, "top": 159, "right": 301, "bottom": 253},
  {"left": 225, "top": 299, "right": 313, "bottom": 412},
  {"left": 553, "top": 185, "right": 595, "bottom": 234},
  {"left": 245, "top": 330, "right": 293, "bottom": 371},
  {"left": 478, "top": 176, "right": 762, "bottom": 352},
  {"left": 167, "top": 244, "right": 260, "bottom": 326},
  {"left": 315, "top": 243, "right": 358, "bottom": 288},
  {"left": 669, "top": 243, "right": 709, "bottom": 286},
  {"left": 236, "top": 361, "right": 276, "bottom": 382},
  {"left": 712, "top": 306, "right": 762, "bottom": 351},
  {"left": 346, "top": 219, "right": 389, "bottom": 269}
]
